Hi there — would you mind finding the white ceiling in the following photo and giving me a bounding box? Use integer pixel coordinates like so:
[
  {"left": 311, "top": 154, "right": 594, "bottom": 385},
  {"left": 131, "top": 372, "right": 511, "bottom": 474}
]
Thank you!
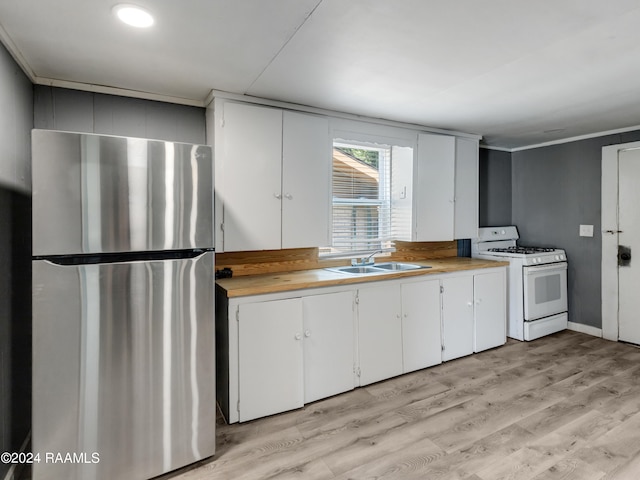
[{"left": 2, "top": 0, "right": 640, "bottom": 150}]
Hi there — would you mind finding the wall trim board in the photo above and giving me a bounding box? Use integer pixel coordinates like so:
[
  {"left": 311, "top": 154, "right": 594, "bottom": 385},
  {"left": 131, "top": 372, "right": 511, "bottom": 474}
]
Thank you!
[
  {"left": 567, "top": 321, "right": 602, "bottom": 339},
  {"left": 34, "top": 78, "right": 205, "bottom": 108},
  {"left": 487, "top": 124, "right": 640, "bottom": 153},
  {"left": 479, "top": 144, "right": 512, "bottom": 153},
  {"left": 1, "top": 32, "right": 207, "bottom": 108}
]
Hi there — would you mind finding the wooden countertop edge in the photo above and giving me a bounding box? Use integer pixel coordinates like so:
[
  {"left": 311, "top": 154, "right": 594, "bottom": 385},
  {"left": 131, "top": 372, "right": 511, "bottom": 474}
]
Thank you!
[{"left": 217, "top": 258, "right": 510, "bottom": 298}]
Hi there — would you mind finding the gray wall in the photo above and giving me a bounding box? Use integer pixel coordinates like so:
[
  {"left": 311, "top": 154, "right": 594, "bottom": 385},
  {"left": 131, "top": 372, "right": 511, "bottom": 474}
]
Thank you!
[
  {"left": 0, "top": 43, "right": 33, "bottom": 480},
  {"left": 507, "top": 130, "right": 640, "bottom": 329},
  {"left": 479, "top": 148, "right": 511, "bottom": 227},
  {"left": 34, "top": 86, "right": 206, "bottom": 144}
]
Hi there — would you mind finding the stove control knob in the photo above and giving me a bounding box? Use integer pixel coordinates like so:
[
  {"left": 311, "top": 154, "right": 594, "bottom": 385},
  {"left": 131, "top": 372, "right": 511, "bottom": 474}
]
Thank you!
[
  {"left": 555, "top": 255, "right": 560, "bottom": 261},
  {"left": 560, "top": 254, "right": 565, "bottom": 260},
  {"left": 531, "top": 258, "right": 537, "bottom": 264},
  {"left": 537, "top": 257, "right": 542, "bottom": 263}
]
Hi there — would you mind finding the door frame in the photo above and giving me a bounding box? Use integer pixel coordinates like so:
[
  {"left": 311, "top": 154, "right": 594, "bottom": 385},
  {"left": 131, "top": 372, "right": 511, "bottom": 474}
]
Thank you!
[{"left": 601, "top": 141, "right": 640, "bottom": 341}]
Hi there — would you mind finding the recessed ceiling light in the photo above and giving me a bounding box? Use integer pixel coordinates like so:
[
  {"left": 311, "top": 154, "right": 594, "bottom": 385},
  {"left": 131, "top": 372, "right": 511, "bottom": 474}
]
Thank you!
[{"left": 113, "top": 4, "right": 154, "bottom": 28}]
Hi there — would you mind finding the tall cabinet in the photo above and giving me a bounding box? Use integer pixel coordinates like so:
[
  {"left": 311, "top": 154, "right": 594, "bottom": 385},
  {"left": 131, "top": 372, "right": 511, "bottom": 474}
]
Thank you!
[{"left": 214, "top": 101, "right": 331, "bottom": 252}]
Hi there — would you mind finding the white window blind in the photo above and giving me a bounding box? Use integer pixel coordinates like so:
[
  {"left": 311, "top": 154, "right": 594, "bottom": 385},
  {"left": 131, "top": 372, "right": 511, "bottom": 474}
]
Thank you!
[{"left": 328, "top": 141, "right": 393, "bottom": 256}]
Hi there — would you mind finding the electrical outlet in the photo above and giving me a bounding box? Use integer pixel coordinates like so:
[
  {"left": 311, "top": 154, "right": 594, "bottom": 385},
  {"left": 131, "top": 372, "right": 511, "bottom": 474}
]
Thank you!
[{"left": 579, "top": 224, "right": 594, "bottom": 237}]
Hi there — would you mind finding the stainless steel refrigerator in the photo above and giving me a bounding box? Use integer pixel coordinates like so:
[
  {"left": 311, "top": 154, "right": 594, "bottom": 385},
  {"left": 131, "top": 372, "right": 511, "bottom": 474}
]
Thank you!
[{"left": 31, "top": 130, "right": 215, "bottom": 480}]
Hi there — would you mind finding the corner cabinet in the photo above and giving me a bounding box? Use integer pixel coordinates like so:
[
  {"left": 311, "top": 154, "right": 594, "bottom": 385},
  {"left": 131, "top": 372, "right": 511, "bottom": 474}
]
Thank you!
[{"left": 213, "top": 101, "right": 331, "bottom": 252}]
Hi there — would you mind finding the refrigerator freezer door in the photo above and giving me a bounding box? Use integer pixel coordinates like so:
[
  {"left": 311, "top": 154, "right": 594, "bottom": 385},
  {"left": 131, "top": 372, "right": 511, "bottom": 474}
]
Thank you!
[
  {"left": 32, "top": 252, "right": 215, "bottom": 480},
  {"left": 32, "top": 130, "right": 213, "bottom": 256}
]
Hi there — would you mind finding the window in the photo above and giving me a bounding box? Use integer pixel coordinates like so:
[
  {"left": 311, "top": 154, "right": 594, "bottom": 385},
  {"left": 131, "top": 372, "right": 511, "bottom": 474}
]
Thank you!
[{"left": 329, "top": 141, "right": 392, "bottom": 255}]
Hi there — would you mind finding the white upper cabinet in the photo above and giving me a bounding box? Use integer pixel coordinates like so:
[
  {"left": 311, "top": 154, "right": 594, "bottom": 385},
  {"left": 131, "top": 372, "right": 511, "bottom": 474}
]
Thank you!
[
  {"left": 212, "top": 99, "right": 479, "bottom": 251},
  {"left": 454, "top": 137, "right": 479, "bottom": 239},
  {"left": 415, "top": 132, "right": 456, "bottom": 241},
  {"left": 282, "top": 111, "right": 331, "bottom": 249},
  {"left": 219, "top": 102, "right": 283, "bottom": 251},
  {"left": 215, "top": 101, "right": 330, "bottom": 252},
  {"left": 408, "top": 133, "right": 478, "bottom": 241}
]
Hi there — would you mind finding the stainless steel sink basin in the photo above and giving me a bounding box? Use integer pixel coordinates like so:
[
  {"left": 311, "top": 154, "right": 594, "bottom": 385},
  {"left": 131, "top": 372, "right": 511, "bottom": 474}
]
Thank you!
[
  {"left": 375, "top": 262, "right": 430, "bottom": 271},
  {"left": 326, "top": 266, "right": 384, "bottom": 274},
  {"left": 325, "top": 263, "right": 431, "bottom": 275}
]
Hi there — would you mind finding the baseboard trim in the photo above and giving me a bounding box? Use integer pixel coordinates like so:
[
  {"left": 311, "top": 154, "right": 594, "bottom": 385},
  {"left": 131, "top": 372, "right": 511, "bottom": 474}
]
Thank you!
[
  {"left": 3, "top": 432, "right": 30, "bottom": 480},
  {"left": 568, "top": 321, "right": 603, "bottom": 338}
]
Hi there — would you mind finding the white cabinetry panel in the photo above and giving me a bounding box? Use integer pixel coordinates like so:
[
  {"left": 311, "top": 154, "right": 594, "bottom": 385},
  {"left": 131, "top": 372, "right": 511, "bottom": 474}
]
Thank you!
[
  {"left": 415, "top": 133, "right": 456, "bottom": 241},
  {"left": 441, "top": 275, "right": 474, "bottom": 361},
  {"left": 401, "top": 280, "right": 442, "bottom": 373},
  {"left": 302, "top": 291, "right": 355, "bottom": 403},
  {"left": 282, "top": 112, "right": 331, "bottom": 249},
  {"left": 221, "top": 102, "right": 283, "bottom": 251},
  {"left": 454, "top": 137, "right": 479, "bottom": 239},
  {"left": 474, "top": 270, "right": 507, "bottom": 352},
  {"left": 218, "top": 102, "right": 331, "bottom": 252},
  {"left": 238, "top": 298, "right": 303, "bottom": 422},
  {"left": 357, "top": 285, "right": 403, "bottom": 386}
]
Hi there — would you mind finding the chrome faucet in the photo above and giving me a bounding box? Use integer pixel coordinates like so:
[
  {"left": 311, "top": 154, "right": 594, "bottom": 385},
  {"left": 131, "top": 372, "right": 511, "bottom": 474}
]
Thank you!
[{"left": 351, "top": 250, "right": 384, "bottom": 266}]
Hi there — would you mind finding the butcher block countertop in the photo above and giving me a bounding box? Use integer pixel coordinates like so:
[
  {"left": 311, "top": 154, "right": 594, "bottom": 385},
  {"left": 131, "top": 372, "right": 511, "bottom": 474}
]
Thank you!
[{"left": 217, "top": 257, "right": 509, "bottom": 298}]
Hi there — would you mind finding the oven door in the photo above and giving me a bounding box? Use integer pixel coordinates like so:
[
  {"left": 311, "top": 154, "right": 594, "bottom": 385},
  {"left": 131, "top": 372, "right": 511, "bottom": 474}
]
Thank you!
[{"left": 523, "top": 262, "right": 568, "bottom": 321}]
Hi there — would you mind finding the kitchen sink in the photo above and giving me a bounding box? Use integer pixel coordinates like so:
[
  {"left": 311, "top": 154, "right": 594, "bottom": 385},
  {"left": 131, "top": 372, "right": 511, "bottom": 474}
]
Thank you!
[
  {"left": 375, "top": 262, "right": 430, "bottom": 271},
  {"left": 325, "top": 263, "right": 430, "bottom": 275},
  {"left": 326, "top": 266, "right": 384, "bottom": 274}
]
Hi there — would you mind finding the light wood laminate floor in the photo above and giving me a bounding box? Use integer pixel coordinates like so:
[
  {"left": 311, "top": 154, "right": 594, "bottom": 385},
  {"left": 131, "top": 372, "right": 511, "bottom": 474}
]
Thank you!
[{"left": 165, "top": 330, "right": 640, "bottom": 480}]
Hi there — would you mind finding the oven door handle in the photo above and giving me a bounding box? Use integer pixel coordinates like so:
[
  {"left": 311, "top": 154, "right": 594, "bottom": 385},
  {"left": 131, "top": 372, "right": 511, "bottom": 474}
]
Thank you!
[{"left": 523, "top": 262, "right": 567, "bottom": 273}]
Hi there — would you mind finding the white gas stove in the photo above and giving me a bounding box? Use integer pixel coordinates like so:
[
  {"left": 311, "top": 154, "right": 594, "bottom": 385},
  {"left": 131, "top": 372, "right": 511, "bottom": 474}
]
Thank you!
[{"left": 472, "top": 226, "right": 568, "bottom": 341}]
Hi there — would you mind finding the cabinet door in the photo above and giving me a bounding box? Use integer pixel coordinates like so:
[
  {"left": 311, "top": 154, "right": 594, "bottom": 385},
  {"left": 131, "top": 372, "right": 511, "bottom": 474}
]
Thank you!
[
  {"left": 357, "top": 285, "right": 403, "bottom": 385},
  {"left": 401, "top": 280, "right": 442, "bottom": 373},
  {"left": 303, "top": 291, "right": 355, "bottom": 403},
  {"left": 238, "top": 298, "right": 303, "bottom": 422},
  {"left": 221, "top": 102, "right": 283, "bottom": 251},
  {"left": 454, "top": 137, "right": 479, "bottom": 239},
  {"left": 415, "top": 133, "right": 455, "bottom": 241},
  {"left": 282, "top": 112, "right": 331, "bottom": 249},
  {"left": 442, "top": 275, "right": 474, "bottom": 361},
  {"left": 474, "top": 271, "right": 506, "bottom": 352}
]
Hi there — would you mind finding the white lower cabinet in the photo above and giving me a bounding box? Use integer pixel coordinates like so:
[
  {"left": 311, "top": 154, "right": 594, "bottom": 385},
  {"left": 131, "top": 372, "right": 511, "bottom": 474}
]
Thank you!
[
  {"left": 474, "top": 270, "right": 507, "bottom": 352},
  {"left": 238, "top": 298, "right": 304, "bottom": 422},
  {"left": 302, "top": 291, "right": 355, "bottom": 404},
  {"left": 223, "top": 267, "right": 506, "bottom": 423},
  {"left": 401, "top": 280, "right": 442, "bottom": 373},
  {"left": 236, "top": 291, "right": 355, "bottom": 422},
  {"left": 441, "top": 275, "right": 475, "bottom": 362},
  {"left": 440, "top": 270, "right": 507, "bottom": 361},
  {"left": 358, "top": 279, "right": 442, "bottom": 385},
  {"left": 357, "top": 285, "right": 404, "bottom": 386}
]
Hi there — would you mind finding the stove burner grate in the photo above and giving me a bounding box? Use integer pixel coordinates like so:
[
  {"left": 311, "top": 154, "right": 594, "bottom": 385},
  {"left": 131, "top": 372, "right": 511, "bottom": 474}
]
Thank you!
[{"left": 488, "top": 246, "right": 556, "bottom": 255}]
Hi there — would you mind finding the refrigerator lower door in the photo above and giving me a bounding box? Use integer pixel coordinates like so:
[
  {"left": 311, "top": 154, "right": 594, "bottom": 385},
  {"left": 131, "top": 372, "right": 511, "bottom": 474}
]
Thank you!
[{"left": 32, "top": 252, "right": 215, "bottom": 480}]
